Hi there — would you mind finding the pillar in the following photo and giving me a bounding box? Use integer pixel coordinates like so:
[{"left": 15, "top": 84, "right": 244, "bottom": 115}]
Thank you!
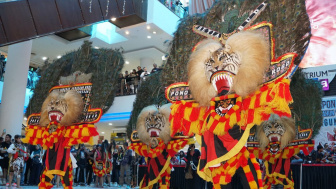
[{"left": 0, "top": 40, "right": 32, "bottom": 136}]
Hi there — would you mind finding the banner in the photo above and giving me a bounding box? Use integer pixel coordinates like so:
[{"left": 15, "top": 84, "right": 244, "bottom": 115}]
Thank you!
[
  {"left": 300, "top": 0, "right": 336, "bottom": 68},
  {"left": 303, "top": 65, "right": 336, "bottom": 91},
  {"left": 314, "top": 96, "right": 336, "bottom": 148}
]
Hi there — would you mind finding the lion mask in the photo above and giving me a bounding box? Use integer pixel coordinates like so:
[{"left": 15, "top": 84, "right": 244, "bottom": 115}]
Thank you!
[
  {"left": 188, "top": 31, "right": 270, "bottom": 106},
  {"left": 257, "top": 114, "right": 296, "bottom": 154},
  {"left": 39, "top": 90, "right": 84, "bottom": 126},
  {"left": 136, "top": 104, "right": 172, "bottom": 148}
]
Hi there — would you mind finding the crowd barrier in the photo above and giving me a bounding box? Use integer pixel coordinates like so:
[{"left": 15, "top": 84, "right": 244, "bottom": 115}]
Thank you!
[{"left": 137, "top": 164, "right": 336, "bottom": 189}]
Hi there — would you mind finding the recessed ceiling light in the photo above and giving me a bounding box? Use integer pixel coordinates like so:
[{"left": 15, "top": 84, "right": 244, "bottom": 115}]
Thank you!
[
  {"left": 57, "top": 55, "right": 62, "bottom": 59},
  {"left": 153, "top": 31, "right": 156, "bottom": 34},
  {"left": 162, "top": 55, "right": 167, "bottom": 60},
  {"left": 42, "top": 57, "right": 47, "bottom": 60},
  {"left": 147, "top": 36, "right": 151, "bottom": 39},
  {"left": 24, "top": 117, "right": 27, "bottom": 120},
  {"left": 125, "top": 61, "right": 129, "bottom": 64},
  {"left": 125, "top": 31, "right": 130, "bottom": 35},
  {"left": 101, "top": 132, "right": 105, "bottom": 134},
  {"left": 111, "top": 17, "right": 117, "bottom": 21},
  {"left": 147, "top": 25, "right": 151, "bottom": 30},
  {"left": 94, "top": 46, "right": 99, "bottom": 49}
]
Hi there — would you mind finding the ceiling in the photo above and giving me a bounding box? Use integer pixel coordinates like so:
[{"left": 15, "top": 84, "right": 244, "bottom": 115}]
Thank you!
[
  {"left": 0, "top": 20, "right": 174, "bottom": 135},
  {"left": 0, "top": 22, "right": 172, "bottom": 72}
]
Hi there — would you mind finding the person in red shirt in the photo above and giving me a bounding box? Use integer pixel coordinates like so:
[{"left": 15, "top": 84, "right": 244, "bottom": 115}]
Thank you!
[{"left": 93, "top": 144, "right": 105, "bottom": 188}]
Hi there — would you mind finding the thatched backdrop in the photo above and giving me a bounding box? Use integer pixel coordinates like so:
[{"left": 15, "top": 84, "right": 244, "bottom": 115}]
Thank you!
[
  {"left": 25, "top": 41, "right": 124, "bottom": 116},
  {"left": 127, "top": 0, "right": 314, "bottom": 136}
]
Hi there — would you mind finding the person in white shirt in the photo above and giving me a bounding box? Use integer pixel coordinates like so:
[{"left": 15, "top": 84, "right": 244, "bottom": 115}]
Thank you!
[
  {"left": 7, "top": 135, "right": 26, "bottom": 188},
  {"left": 140, "top": 67, "right": 150, "bottom": 83}
]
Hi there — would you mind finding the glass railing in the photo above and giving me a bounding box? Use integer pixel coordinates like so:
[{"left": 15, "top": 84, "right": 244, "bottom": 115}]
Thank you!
[
  {"left": 116, "top": 70, "right": 162, "bottom": 96},
  {"left": 157, "top": 0, "right": 188, "bottom": 18}
]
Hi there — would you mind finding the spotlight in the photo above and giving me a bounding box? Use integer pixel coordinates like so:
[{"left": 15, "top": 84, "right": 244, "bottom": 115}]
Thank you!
[
  {"left": 125, "top": 31, "right": 130, "bottom": 35},
  {"left": 147, "top": 36, "right": 151, "bottom": 39},
  {"left": 125, "top": 61, "right": 129, "bottom": 64},
  {"left": 42, "top": 57, "right": 47, "bottom": 61},
  {"left": 94, "top": 46, "right": 100, "bottom": 49},
  {"left": 147, "top": 25, "right": 151, "bottom": 30},
  {"left": 57, "top": 55, "right": 62, "bottom": 59},
  {"left": 111, "top": 17, "right": 117, "bottom": 21},
  {"left": 109, "top": 123, "right": 113, "bottom": 126},
  {"left": 153, "top": 31, "right": 157, "bottom": 34}
]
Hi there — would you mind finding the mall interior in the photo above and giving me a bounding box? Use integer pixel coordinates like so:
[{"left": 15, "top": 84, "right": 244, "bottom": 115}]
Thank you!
[
  {"left": 0, "top": 0, "right": 336, "bottom": 189},
  {"left": 0, "top": 0, "right": 195, "bottom": 142}
]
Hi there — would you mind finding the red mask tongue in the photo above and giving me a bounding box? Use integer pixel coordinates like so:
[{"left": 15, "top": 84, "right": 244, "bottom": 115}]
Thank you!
[
  {"left": 150, "top": 131, "right": 158, "bottom": 137},
  {"left": 271, "top": 136, "right": 278, "bottom": 142},
  {"left": 216, "top": 77, "right": 231, "bottom": 95},
  {"left": 50, "top": 114, "right": 58, "bottom": 122}
]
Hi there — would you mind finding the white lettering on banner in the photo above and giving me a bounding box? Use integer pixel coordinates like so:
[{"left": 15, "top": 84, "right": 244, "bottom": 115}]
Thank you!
[
  {"left": 56, "top": 85, "right": 92, "bottom": 94},
  {"left": 180, "top": 90, "right": 184, "bottom": 96},
  {"left": 321, "top": 99, "right": 336, "bottom": 109},
  {"left": 321, "top": 80, "right": 328, "bottom": 88},
  {"left": 303, "top": 65, "right": 336, "bottom": 83},
  {"left": 314, "top": 96, "right": 336, "bottom": 148},
  {"left": 304, "top": 71, "right": 328, "bottom": 79},
  {"left": 169, "top": 88, "right": 189, "bottom": 98}
]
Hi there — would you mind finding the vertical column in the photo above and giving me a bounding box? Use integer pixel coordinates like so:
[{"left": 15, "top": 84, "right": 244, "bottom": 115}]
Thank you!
[
  {"left": 140, "top": 57, "right": 154, "bottom": 72},
  {"left": 0, "top": 40, "right": 32, "bottom": 136}
]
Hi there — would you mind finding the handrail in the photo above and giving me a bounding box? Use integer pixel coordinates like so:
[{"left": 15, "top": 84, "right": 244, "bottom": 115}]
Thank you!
[{"left": 157, "top": 0, "right": 188, "bottom": 18}]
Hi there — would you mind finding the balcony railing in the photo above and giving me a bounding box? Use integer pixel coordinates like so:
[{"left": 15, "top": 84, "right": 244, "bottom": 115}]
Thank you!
[{"left": 157, "top": 0, "right": 188, "bottom": 18}]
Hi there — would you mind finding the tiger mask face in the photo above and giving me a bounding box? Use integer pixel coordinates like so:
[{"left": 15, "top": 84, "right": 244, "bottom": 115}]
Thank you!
[
  {"left": 257, "top": 114, "right": 296, "bottom": 154},
  {"left": 136, "top": 104, "right": 171, "bottom": 148},
  {"left": 40, "top": 90, "right": 84, "bottom": 126},
  {"left": 188, "top": 31, "right": 270, "bottom": 106}
]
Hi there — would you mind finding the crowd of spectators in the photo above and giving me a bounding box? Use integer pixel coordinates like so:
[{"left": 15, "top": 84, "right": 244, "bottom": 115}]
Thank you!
[
  {"left": 0, "top": 130, "right": 144, "bottom": 188},
  {"left": 304, "top": 143, "right": 336, "bottom": 164},
  {"left": 0, "top": 133, "right": 37, "bottom": 188},
  {"left": 116, "top": 64, "right": 162, "bottom": 96},
  {"left": 0, "top": 130, "right": 204, "bottom": 188},
  {"left": 290, "top": 142, "right": 336, "bottom": 164},
  {"left": 3, "top": 127, "right": 335, "bottom": 188}
]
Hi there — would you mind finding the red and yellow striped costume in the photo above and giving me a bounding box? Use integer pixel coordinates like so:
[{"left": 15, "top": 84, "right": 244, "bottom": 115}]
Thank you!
[
  {"left": 93, "top": 161, "right": 106, "bottom": 177},
  {"left": 22, "top": 121, "right": 99, "bottom": 189},
  {"left": 169, "top": 78, "right": 293, "bottom": 189},
  {"left": 248, "top": 141, "right": 314, "bottom": 189},
  {"left": 129, "top": 138, "right": 193, "bottom": 189}
]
